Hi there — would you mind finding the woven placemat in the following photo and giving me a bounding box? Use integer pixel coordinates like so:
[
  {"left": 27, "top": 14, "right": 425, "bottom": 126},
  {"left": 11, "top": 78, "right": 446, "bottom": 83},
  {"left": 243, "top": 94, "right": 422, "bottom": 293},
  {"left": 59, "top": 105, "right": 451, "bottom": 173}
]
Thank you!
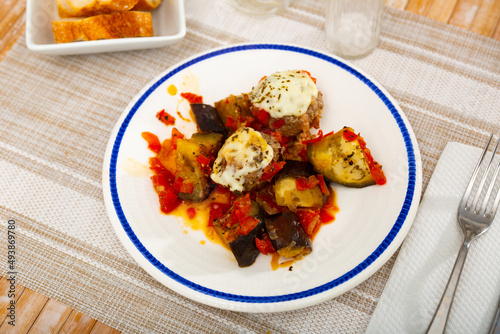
[{"left": 1, "top": 0, "right": 499, "bottom": 332}]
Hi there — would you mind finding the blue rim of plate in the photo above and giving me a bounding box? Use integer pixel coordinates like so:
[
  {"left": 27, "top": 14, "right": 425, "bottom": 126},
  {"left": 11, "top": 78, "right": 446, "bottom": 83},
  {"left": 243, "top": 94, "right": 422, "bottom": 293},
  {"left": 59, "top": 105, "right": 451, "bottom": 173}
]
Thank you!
[{"left": 109, "top": 44, "right": 416, "bottom": 304}]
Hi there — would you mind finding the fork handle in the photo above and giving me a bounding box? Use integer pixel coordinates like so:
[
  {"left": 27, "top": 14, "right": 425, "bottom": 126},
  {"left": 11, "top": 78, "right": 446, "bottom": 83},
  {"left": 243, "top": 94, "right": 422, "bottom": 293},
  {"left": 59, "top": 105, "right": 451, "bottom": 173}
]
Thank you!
[{"left": 426, "top": 235, "right": 472, "bottom": 334}]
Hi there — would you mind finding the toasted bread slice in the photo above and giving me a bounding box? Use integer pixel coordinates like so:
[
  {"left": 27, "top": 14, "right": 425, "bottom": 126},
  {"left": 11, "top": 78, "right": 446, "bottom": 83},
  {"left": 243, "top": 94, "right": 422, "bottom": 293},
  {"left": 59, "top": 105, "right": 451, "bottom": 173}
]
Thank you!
[
  {"left": 132, "top": 0, "right": 162, "bottom": 11},
  {"left": 59, "top": 0, "right": 140, "bottom": 17},
  {"left": 56, "top": 0, "right": 81, "bottom": 18},
  {"left": 93, "top": 0, "right": 140, "bottom": 13},
  {"left": 51, "top": 11, "right": 153, "bottom": 43},
  {"left": 65, "top": 0, "right": 97, "bottom": 16}
]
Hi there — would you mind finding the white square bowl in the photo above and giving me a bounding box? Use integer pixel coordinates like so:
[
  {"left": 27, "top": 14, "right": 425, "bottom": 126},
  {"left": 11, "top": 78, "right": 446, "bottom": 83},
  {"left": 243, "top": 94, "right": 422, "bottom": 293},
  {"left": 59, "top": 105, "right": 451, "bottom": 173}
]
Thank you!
[{"left": 26, "top": 0, "right": 186, "bottom": 55}]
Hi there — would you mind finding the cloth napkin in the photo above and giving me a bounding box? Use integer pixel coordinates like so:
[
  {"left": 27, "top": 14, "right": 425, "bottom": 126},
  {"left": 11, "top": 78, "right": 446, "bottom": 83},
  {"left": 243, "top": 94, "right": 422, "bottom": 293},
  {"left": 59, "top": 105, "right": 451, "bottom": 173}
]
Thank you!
[{"left": 366, "top": 142, "right": 500, "bottom": 334}]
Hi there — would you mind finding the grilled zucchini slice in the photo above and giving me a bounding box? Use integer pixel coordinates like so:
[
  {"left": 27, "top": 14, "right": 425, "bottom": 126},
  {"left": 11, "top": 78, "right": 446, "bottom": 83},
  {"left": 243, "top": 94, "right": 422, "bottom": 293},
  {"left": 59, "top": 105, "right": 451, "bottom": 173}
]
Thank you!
[
  {"left": 307, "top": 127, "right": 375, "bottom": 188},
  {"left": 175, "top": 132, "right": 224, "bottom": 202},
  {"left": 274, "top": 162, "right": 324, "bottom": 211}
]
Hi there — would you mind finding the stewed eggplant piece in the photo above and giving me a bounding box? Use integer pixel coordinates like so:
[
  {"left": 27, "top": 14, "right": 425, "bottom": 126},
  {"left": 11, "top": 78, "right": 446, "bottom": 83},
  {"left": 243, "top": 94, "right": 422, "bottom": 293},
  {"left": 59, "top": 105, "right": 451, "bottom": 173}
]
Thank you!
[
  {"left": 212, "top": 196, "right": 266, "bottom": 267},
  {"left": 226, "top": 221, "right": 265, "bottom": 267},
  {"left": 175, "top": 132, "right": 224, "bottom": 202},
  {"left": 190, "top": 103, "right": 228, "bottom": 136},
  {"left": 265, "top": 211, "right": 312, "bottom": 258},
  {"left": 274, "top": 161, "right": 326, "bottom": 211},
  {"left": 214, "top": 94, "right": 252, "bottom": 133},
  {"left": 255, "top": 183, "right": 284, "bottom": 216},
  {"left": 307, "top": 127, "right": 378, "bottom": 188}
]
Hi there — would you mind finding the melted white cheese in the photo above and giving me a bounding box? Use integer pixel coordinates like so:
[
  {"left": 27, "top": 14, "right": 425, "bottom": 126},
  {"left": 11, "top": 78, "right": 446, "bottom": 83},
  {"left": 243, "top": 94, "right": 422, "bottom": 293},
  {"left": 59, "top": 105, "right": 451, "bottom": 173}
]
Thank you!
[
  {"left": 211, "top": 127, "right": 273, "bottom": 192},
  {"left": 250, "top": 70, "right": 318, "bottom": 119}
]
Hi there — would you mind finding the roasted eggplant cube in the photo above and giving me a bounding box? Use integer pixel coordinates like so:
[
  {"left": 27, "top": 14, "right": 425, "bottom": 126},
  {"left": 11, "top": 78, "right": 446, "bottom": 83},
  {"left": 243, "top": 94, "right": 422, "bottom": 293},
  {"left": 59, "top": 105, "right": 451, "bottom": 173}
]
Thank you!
[
  {"left": 175, "top": 132, "right": 224, "bottom": 202},
  {"left": 265, "top": 211, "right": 312, "bottom": 258},
  {"left": 307, "top": 128, "right": 375, "bottom": 188},
  {"left": 227, "top": 219, "right": 265, "bottom": 267},
  {"left": 255, "top": 183, "right": 284, "bottom": 216},
  {"left": 275, "top": 177, "right": 324, "bottom": 210},
  {"left": 190, "top": 103, "right": 228, "bottom": 136},
  {"left": 214, "top": 94, "right": 252, "bottom": 132},
  {"left": 213, "top": 201, "right": 266, "bottom": 267},
  {"left": 274, "top": 161, "right": 325, "bottom": 210}
]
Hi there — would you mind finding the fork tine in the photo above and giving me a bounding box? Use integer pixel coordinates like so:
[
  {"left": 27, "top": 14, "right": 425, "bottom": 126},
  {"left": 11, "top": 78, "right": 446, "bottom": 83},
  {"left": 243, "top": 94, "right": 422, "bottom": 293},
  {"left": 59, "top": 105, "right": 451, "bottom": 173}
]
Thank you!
[
  {"left": 480, "top": 138, "right": 500, "bottom": 215},
  {"left": 462, "top": 134, "right": 494, "bottom": 210},
  {"left": 488, "top": 170, "right": 500, "bottom": 218},
  {"left": 474, "top": 136, "right": 500, "bottom": 213}
]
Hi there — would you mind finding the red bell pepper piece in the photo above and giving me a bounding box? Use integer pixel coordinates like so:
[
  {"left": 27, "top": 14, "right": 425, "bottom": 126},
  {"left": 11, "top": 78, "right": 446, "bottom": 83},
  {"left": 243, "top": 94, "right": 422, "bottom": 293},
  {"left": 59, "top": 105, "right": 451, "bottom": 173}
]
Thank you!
[
  {"left": 196, "top": 154, "right": 212, "bottom": 174},
  {"left": 271, "top": 118, "right": 285, "bottom": 129},
  {"left": 296, "top": 209, "right": 321, "bottom": 237},
  {"left": 156, "top": 109, "right": 176, "bottom": 126},
  {"left": 295, "top": 175, "right": 320, "bottom": 190},
  {"left": 209, "top": 202, "right": 231, "bottom": 226},
  {"left": 317, "top": 174, "right": 330, "bottom": 196},
  {"left": 173, "top": 177, "right": 194, "bottom": 194},
  {"left": 357, "top": 136, "right": 387, "bottom": 185},
  {"left": 236, "top": 216, "right": 259, "bottom": 236},
  {"left": 141, "top": 131, "right": 162, "bottom": 153},
  {"left": 257, "top": 109, "right": 270, "bottom": 124},
  {"left": 225, "top": 115, "right": 238, "bottom": 132},
  {"left": 148, "top": 157, "right": 165, "bottom": 174},
  {"left": 158, "top": 188, "right": 181, "bottom": 214},
  {"left": 260, "top": 161, "right": 286, "bottom": 181},
  {"left": 255, "top": 233, "right": 276, "bottom": 255},
  {"left": 319, "top": 208, "right": 335, "bottom": 223},
  {"left": 342, "top": 128, "right": 358, "bottom": 141},
  {"left": 170, "top": 127, "right": 184, "bottom": 150},
  {"left": 180, "top": 92, "right": 203, "bottom": 104}
]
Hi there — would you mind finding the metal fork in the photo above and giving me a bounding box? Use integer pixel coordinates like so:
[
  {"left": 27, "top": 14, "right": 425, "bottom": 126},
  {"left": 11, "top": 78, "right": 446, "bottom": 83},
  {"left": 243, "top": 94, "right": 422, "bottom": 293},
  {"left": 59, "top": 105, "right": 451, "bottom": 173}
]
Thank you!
[{"left": 427, "top": 134, "right": 500, "bottom": 334}]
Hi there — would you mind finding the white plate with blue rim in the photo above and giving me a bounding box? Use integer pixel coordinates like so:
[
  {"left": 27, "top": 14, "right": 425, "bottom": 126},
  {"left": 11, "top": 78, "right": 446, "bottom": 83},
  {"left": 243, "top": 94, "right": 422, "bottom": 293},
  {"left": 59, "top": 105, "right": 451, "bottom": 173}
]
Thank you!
[{"left": 102, "top": 43, "right": 422, "bottom": 312}]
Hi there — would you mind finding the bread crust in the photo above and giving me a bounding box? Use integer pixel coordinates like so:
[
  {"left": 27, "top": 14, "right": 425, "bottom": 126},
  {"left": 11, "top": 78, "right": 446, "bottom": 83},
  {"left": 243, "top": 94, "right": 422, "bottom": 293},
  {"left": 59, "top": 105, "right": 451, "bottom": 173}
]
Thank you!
[
  {"left": 56, "top": 0, "right": 80, "bottom": 18},
  {"left": 57, "top": 0, "right": 141, "bottom": 18},
  {"left": 51, "top": 11, "right": 153, "bottom": 43},
  {"left": 132, "top": 0, "right": 162, "bottom": 11}
]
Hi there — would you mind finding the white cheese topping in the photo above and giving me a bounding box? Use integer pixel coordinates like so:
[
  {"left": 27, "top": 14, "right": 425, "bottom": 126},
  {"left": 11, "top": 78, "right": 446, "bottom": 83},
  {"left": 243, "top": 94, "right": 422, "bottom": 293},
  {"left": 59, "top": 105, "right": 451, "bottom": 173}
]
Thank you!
[
  {"left": 250, "top": 70, "right": 318, "bottom": 119},
  {"left": 211, "top": 127, "right": 273, "bottom": 192}
]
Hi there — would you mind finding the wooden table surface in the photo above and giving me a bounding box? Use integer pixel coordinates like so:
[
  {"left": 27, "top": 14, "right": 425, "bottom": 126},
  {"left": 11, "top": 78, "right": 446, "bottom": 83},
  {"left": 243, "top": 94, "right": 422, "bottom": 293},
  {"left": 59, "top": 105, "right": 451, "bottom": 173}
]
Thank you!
[{"left": 1, "top": 0, "right": 499, "bottom": 332}]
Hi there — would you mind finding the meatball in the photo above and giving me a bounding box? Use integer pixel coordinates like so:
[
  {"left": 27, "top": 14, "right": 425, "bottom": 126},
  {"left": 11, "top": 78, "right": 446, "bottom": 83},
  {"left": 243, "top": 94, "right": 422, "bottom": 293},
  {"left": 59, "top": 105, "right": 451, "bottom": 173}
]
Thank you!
[
  {"left": 249, "top": 70, "right": 323, "bottom": 137},
  {"left": 211, "top": 127, "right": 282, "bottom": 192},
  {"left": 267, "top": 92, "right": 323, "bottom": 137}
]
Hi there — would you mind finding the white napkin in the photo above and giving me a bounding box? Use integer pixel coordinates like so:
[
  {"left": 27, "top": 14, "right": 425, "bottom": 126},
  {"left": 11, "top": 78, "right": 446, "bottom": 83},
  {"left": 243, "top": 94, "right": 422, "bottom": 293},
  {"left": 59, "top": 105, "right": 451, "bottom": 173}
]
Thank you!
[{"left": 366, "top": 142, "right": 500, "bottom": 334}]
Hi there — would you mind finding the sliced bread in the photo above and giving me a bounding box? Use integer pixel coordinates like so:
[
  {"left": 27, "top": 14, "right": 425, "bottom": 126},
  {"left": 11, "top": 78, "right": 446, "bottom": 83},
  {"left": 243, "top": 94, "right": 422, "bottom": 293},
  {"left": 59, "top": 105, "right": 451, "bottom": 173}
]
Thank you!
[
  {"left": 51, "top": 11, "right": 153, "bottom": 43},
  {"left": 56, "top": 0, "right": 81, "bottom": 18},
  {"left": 92, "top": 0, "right": 140, "bottom": 13},
  {"left": 132, "top": 0, "right": 162, "bottom": 11},
  {"left": 57, "top": 0, "right": 140, "bottom": 17}
]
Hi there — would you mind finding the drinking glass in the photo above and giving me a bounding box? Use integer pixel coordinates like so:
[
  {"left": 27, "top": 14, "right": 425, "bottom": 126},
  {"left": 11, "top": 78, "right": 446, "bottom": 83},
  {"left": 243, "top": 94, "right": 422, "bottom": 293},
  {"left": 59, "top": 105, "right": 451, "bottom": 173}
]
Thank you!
[
  {"left": 325, "top": 0, "right": 384, "bottom": 58},
  {"left": 229, "top": 0, "right": 294, "bottom": 16}
]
